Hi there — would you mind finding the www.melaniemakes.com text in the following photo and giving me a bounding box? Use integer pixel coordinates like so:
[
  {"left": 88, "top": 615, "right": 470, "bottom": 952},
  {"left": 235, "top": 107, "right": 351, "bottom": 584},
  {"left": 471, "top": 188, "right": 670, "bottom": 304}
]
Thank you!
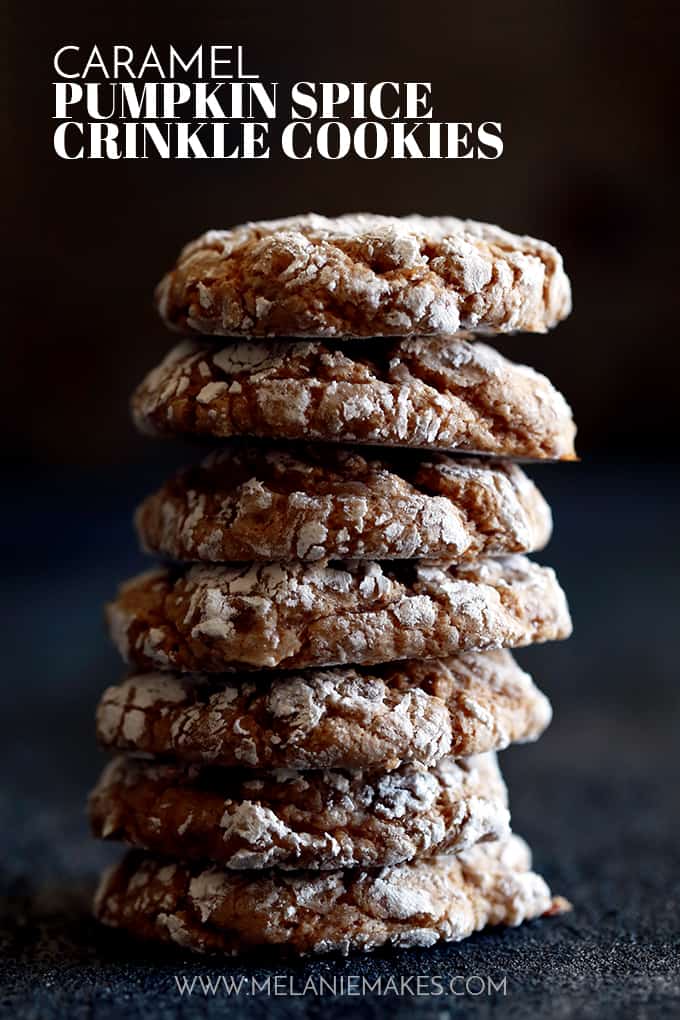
[{"left": 52, "top": 44, "right": 503, "bottom": 160}]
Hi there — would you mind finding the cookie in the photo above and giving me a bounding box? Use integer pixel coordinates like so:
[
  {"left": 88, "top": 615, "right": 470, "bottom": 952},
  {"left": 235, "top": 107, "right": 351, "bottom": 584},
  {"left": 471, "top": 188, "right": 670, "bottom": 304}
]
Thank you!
[
  {"left": 135, "top": 445, "right": 552, "bottom": 564},
  {"left": 155, "top": 213, "right": 571, "bottom": 339},
  {"left": 131, "top": 337, "right": 576, "bottom": 461},
  {"left": 89, "top": 752, "right": 509, "bottom": 871},
  {"left": 94, "top": 834, "right": 567, "bottom": 956},
  {"left": 106, "top": 556, "right": 571, "bottom": 673},
  {"left": 95, "top": 651, "right": 552, "bottom": 771}
]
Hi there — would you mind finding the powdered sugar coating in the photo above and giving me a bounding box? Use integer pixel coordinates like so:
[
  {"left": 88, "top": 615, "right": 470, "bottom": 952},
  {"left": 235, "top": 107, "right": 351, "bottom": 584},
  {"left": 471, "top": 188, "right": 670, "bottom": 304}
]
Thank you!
[
  {"left": 155, "top": 213, "right": 571, "bottom": 340},
  {"left": 94, "top": 834, "right": 567, "bottom": 956},
  {"left": 96, "top": 651, "right": 551, "bottom": 771},
  {"left": 131, "top": 337, "right": 576, "bottom": 461},
  {"left": 135, "top": 445, "right": 552, "bottom": 563},
  {"left": 105, "top": 555, "right": 572, "bottom": 673},
  {"left": 89, "top": 752, "right": 509, "bottom": 870}
]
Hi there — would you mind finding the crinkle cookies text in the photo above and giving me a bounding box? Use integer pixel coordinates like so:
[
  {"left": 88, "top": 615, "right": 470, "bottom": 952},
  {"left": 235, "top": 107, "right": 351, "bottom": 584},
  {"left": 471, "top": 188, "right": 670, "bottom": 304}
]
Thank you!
[{"left": 53, "top": 45, "right": 503, "bottom": 160}]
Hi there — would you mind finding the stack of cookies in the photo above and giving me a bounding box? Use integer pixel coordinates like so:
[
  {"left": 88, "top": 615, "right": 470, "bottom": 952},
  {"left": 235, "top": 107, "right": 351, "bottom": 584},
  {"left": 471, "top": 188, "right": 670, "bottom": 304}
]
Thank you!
[{"left": 90, "top": 214, "right": 575, "bottom": 957}]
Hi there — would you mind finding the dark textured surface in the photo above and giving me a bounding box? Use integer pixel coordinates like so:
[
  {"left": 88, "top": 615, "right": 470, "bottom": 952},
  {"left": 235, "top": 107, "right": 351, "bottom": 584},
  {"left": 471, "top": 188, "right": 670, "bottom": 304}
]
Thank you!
[{"left": 1, "top": 458, "right": 679, "bottom": 1018}]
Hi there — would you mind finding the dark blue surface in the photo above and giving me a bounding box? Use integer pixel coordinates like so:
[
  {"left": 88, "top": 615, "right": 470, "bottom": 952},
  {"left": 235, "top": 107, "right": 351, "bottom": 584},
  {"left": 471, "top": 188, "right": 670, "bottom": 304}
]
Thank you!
[{"left": 1, "top": 457, "right": 679, "bottom": 1018}]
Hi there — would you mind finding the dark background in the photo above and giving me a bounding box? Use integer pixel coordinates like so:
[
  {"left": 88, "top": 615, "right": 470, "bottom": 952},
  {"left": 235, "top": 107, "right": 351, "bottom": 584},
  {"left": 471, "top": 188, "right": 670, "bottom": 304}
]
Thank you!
[
  {"left": 2, "top": 2, "right": 680, "bottom": 1018},
  {"left": 4, "top": 0, "right": 680, "bottom": 465}
]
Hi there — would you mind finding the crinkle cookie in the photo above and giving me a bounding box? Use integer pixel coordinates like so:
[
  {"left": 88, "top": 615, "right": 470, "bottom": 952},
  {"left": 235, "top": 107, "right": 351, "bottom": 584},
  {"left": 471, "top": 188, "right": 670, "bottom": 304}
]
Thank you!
[
  {"left": 95, "top": 651, "right": 552, "bottom": 771},
  {"left": 89, "top": 752, "right": 509, "bottom": 871},
  {"left": 155, "top": 213, "right": 571, "bottom": 339},
  {"left": 131, "top": 337, "right": 576, "bottom": 461},
  {"left": 135, "top": 444, "right": 552, "bottom": 564},
  {"left": 94, "top": 834, "right": 568, "bottom": 956},
  {"left": 106, "top": 556, "right": 572, "bottom": 673}
]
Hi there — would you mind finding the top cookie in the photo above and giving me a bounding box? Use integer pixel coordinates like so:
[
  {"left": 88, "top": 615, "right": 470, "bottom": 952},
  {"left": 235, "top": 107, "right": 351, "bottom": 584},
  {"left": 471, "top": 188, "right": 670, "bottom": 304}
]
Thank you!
[{"left": 155, "top": 213, "right": 571, "bottom": 340}]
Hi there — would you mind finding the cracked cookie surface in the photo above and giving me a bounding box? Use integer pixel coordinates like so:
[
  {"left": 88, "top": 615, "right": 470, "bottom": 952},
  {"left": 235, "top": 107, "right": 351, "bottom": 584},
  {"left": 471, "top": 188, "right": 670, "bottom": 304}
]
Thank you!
[
  {"left": 155, "top": 213, "right": 571, "bottom": 339},
  {"left": 95, "top": 651, "right": 552, "bottom": 771},
  {"left": 94, "top": 834, "right": 567, "bottom": 956},
  {"left": 131, "top": 337, "right": 576, "bottom": 460},
  {"left": 106, "top": 556, "right": 572, "bottom": 673},
  {"left": 135, "top": 445, "right": 552, "bottom": 563},
  {"left": 89, "top": 752, "right": 509, "bottom": 870}
]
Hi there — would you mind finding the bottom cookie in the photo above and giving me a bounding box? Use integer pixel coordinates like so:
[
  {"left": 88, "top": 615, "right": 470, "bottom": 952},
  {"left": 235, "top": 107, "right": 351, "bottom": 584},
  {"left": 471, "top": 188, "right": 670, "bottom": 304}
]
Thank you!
[{"left": 94, "top": 835, "right": 567, "bottom": 957}]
